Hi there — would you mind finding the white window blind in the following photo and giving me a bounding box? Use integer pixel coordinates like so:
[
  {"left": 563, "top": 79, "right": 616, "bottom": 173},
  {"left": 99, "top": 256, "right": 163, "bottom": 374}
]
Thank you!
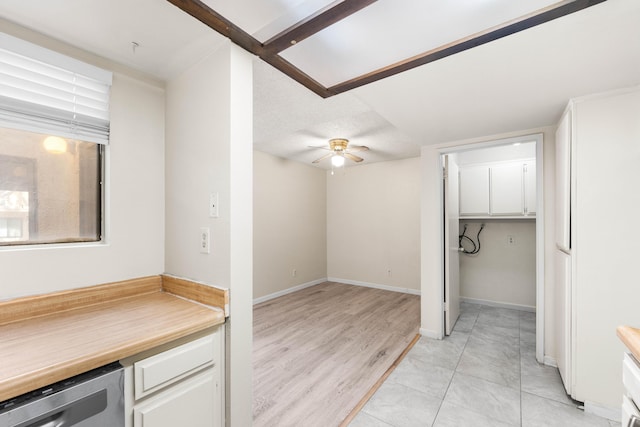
[{"left": 0, "top": 33, "right": 112, "bottom": 144}]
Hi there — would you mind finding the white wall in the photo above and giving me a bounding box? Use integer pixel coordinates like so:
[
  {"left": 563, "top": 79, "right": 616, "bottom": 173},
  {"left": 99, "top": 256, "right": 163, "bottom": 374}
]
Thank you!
[
  {"left": 459, "top": 220, "right": 536, "bottom": 309},
  {"left": 253, "top": 151, "right": 327, "bottom": 300},
  {"left": 164, "top": 41, "right": 253, "bottom": 427},
  {"left": 327, "top": 158, "right": 421, "bottom": 293},
  {"left": 0, "top": 70, "right": 165, "bottom": 299}
]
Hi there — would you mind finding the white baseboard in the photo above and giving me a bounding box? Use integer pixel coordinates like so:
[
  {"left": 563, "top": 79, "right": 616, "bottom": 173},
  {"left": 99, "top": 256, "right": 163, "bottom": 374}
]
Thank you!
[
  {"left": 327, "top": 277, "right": 421, "bottom": 296},
  {"left": 584, "top": 401, "right": 620, "bottom": 422},
  {"left": 253, "top": 278, "right": 327, "bottom": 304},
  {"left": 543, "top": 356, "right": 557, "bottom": 367},
  {"left": 460, "top": 296, "right": 535, "bottom": 312},
  {"left": 419, "top": 328, "right": 442, "bottom": 339}
]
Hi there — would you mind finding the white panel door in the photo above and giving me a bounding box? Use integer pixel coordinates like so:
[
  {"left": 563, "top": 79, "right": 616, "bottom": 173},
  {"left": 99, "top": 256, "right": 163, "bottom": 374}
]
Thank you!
[
  {"left": 490, "top": 163, "right": 523, "bottom": 215},
  {"left": 555, "top": 250, "right": 572, "bottom": 394},
  {"left": 459, "top": 165, "right": 489, "bottom": 216},
  {"left": 444, "top": 155, "right": 460, "bottom": 335}
]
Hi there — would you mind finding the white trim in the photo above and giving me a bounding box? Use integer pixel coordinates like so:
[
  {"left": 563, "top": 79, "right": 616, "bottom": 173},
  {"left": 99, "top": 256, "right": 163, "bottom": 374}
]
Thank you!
[
  {"left": 584, "top": 401, "right": 621, "bottom": 422},
  {"left": 327, "top": 277, "right": 421, "bottom": 296},
  {"left": 419, "top": 328, "right": 442, "bottom": 339},
  {"left": 543, "top": 356, "right": 558, "bottom": 367},
  {"left": 253, "top": 278, "right": 327, "bottom": 304},
  {"left": 534, "top": 136, "right": 545, "bottom": 365},
  {"left": 460, "top": 296, "right": 535, "bottom": 312}
]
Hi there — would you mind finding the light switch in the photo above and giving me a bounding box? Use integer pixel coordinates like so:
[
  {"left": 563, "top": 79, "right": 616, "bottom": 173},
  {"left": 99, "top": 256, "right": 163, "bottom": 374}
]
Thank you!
[
  {"left": 209, "top": 193, "right": 219, "bottom": 218},
  {"left": 200, "top": 227, "right": 210, "bottom": 254}
]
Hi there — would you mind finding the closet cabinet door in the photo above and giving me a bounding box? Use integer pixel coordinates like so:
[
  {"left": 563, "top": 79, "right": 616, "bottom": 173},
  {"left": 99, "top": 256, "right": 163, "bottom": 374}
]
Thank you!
[
  {"left": 490, "top": 163, "right": 523, "bottom": 215},
  {"left": 524, "top": 161, "right": 536, "bottom": 215},
  {"left": 459, "top": 165, "right": 489, "bottom": 216}
]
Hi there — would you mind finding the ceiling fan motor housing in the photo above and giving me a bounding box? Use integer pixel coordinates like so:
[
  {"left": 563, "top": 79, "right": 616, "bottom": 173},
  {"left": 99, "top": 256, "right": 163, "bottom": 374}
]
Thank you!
[{"left": 329, "top": 138, "right": 349, "bottom": 152}]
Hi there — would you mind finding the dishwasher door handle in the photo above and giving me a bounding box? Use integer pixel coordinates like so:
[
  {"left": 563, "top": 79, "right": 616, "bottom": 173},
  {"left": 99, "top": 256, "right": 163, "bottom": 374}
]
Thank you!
[{"left": 20, "top": 389, "right": 108, "bottom": 427}]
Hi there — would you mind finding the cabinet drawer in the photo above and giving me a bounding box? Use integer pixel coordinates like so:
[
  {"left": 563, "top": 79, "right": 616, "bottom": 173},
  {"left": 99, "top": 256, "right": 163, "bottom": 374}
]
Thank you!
[
  {"left": 622, "top": 395, "right": 640, "bottom": 427},
  {"left": 624, "top": 353, "right": 640, "bottom": 404},
  {"left": 134, "top": 370, "right": 217, "bottom": 427},
  {"left": 134, "top": 334, "right": 216, "bottom": 399}
]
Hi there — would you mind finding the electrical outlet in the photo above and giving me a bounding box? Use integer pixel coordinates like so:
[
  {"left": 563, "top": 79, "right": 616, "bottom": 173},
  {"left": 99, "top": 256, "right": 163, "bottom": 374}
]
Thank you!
[
  {"left": 387, "top": 269, "right": 392, "bottom": 277},
  {"left": 507, "top": 235, "right": 515, "bottom": 245},
  {"left": 292, "top": 269, "right": 297, "bottom": 277},
  {"left": 200, "top": 227, "right": 210, "bottom": 254}
]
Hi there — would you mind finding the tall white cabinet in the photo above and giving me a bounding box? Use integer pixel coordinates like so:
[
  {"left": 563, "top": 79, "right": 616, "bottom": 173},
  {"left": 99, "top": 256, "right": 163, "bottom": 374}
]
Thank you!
[{"left": 554, "top": 86, "right": 640, "bottom": 413}]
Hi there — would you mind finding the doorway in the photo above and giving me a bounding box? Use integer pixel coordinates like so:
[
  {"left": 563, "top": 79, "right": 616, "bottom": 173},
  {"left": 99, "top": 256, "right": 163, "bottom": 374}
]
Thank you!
[{"left": 435, "top": 133, "right": 545, "bottom": 363}]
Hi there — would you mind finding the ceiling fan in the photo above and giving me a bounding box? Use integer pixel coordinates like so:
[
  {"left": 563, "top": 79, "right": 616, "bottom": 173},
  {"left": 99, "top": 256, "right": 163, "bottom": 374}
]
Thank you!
[{"left": 311, "top": 138, "right": 369, "bottom": 167}]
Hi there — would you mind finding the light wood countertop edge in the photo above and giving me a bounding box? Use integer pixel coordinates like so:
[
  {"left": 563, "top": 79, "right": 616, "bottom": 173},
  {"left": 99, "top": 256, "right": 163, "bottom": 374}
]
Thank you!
[
  {"left": 0, "top": 276, "right": 162, "bottom": 326},
  {"left": 162, "top": 274, "right": 229, "bottom": 317},
  {"left": 2, "top": 312, "right": 225, "bottom": 402},
  {"left": 0, "top": 275, "right": 228, "bottom": 401},
  {"left": 618, "top": 325, "right": 640, "bottom": 361}
]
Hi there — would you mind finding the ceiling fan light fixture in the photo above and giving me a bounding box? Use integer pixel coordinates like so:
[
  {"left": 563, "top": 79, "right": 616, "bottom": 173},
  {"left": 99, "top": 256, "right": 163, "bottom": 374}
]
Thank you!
[{"left": 331, "top": 153, "right": 345, "bottom": 167}]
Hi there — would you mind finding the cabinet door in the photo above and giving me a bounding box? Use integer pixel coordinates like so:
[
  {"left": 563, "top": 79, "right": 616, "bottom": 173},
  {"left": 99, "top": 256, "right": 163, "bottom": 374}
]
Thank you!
[
  {"left": 134, "top": 371, "right": 219, "bottom": 427},
  {"left": 459, "top": 165, "right": 489, "bottom": 216},
  {"left": 524, "top": 161, "right": 536, "bottom": 215},
  {"left": 555, "top": 250, "right": 572, "bottom": 395},
  {"left": 490, "top": 163, "right": 523, "bottom": 215}
]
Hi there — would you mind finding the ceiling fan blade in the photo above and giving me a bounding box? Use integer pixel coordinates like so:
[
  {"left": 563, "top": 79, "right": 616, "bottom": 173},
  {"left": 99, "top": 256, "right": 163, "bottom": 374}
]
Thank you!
[
  {"left": 344, "top": 152, "right": 364, "bottom": 163},
  {"left": 308, "top": 145, "right": 332, "bottom": 151},
  {"left": 312, "top": 152, "right": 334, "bottom": 163},
  {"left": 347, "top": 145, "right": 369, "bottom": 152}
]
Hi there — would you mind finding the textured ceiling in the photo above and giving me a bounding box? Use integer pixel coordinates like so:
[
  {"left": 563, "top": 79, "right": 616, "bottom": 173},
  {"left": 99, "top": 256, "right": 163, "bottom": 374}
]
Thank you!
[{"left": 253, "top": 59, "right": 420, "bottom": 167}]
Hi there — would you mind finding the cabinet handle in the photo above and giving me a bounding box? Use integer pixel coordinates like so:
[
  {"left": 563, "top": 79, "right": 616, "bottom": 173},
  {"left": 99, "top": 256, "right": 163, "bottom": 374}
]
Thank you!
[{"left": 629, "top": 414, "right": 640, "bottom": 427}]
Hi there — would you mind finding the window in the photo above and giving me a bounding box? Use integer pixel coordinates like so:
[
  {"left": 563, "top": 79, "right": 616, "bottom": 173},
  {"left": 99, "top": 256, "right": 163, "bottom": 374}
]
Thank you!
[
  {"left": 0, "top": 129, "right": 101, "bottom": 245},
  {"left": 0, "top": 33, "right": 111, "bottom": 246}
]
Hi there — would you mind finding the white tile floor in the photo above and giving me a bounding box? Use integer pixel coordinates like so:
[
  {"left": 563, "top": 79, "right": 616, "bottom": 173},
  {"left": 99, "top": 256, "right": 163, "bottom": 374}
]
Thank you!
[{"left": 349, "top": 303, "right": 621, "bottom": 427}]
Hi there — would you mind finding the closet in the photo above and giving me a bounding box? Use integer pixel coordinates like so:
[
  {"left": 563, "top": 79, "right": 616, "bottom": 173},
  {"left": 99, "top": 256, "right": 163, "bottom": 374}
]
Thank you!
[{"left": 455, "top": 142, "right": 537, "bottom": 312}]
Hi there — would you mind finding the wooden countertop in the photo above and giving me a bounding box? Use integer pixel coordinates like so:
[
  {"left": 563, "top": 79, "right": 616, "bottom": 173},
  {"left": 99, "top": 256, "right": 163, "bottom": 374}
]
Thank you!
[
  {"left": 617, "top": 325, "right": 640, "bottom": 361},
  {"left": 0, "top": 275, "right": 228, "bottom": 402}
]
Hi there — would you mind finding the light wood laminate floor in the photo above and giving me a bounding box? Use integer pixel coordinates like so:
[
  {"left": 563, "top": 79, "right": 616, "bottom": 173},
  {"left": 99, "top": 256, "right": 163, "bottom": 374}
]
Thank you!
[{"left": 253, "top": 282, "right": 420, "bottom": 427}]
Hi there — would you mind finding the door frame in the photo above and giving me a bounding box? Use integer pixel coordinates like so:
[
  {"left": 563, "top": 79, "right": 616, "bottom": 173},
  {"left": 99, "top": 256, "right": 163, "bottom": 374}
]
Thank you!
[{"left": 421, "top": 132, "right": 545, "bottom": 363}]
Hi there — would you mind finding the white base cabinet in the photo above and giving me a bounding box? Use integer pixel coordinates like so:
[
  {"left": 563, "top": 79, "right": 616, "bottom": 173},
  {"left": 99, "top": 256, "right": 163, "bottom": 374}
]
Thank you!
[
  {"left": 134, "top": 371, "right": 217, "bottom": 427},
  {"left": 121, "top": 326, "right": 225, "bottom": 427}
]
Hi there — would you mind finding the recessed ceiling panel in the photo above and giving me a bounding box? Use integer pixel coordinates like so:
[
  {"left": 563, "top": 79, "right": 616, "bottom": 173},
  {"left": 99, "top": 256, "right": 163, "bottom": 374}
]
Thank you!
[
  {"left": 200, "top": 0, "right": 340, "bottom": 42},
  {"left": 280, "top": 0, "right": 562, "bottom": 87}
]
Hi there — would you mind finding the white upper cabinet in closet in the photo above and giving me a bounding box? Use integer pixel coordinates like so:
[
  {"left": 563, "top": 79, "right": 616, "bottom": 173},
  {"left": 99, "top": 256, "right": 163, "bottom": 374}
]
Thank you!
[
  {"left": 459, "top": 159, "right": 536, "bottom": 218},
  {"left": 490, "top": 163, "right": 524, "bottom": 215},
  {"left": 524, "top": 161, "right": 536, "bottom": 215},
  {"left": 459, "top": 165, "right": 489, "bottom": 216}
]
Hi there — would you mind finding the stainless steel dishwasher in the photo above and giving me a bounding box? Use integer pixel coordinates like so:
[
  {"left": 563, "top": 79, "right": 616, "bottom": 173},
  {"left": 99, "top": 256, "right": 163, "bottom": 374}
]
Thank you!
[{"left": 0, "top": 362, "right": 124, "bottom": 427}]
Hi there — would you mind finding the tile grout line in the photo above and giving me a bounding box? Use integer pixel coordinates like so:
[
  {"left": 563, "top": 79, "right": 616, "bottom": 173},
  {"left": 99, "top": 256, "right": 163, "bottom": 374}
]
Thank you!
[{"left": 429, "top": 306, "right": 479, "bottom": 426}]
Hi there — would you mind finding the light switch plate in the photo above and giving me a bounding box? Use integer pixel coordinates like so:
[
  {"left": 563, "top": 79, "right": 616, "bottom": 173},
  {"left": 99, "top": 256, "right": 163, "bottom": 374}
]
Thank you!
[{"left": 209, "top": 193, "right": 219, "bottom": 218}]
